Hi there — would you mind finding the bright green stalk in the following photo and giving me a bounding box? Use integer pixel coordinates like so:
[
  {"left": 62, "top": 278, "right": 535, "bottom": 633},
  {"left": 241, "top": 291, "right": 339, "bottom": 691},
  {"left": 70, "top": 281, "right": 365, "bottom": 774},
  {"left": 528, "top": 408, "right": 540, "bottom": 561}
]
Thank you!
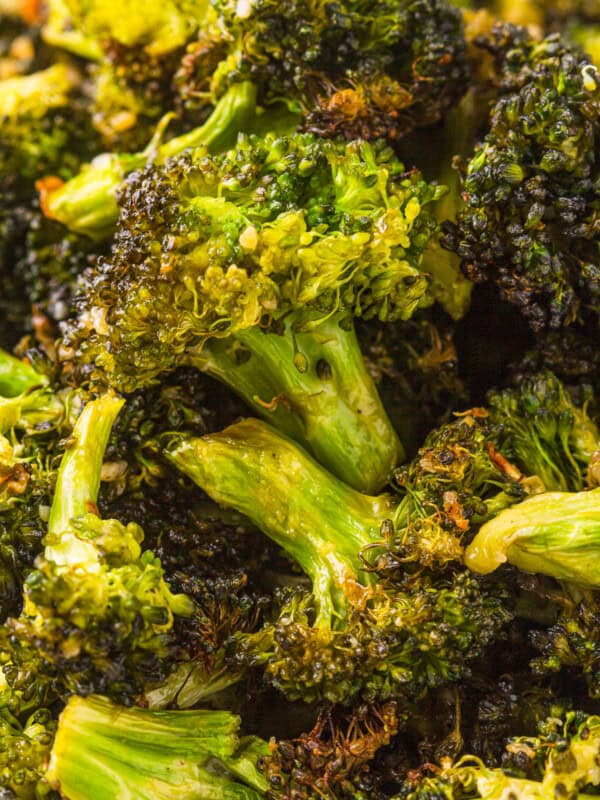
[
  {"left": 44, "top": 393, "right": 123, "bottom": 568},
  {"left": 41, "top": 82, "right": 257, "bottom": 239},
  {"left": 465, "top": 487, "right": 600, "bottom": 587},
  {"left": 46, "top": 695, "right": 268, "bottom": 800},
  {"left": 190, "top": 314, "right": 404, "bottom": 493},
  {"left": 0, "top": 349, "right": 47, "bottom": 397},
  {"left": 165, "top": 419, "right": 396, "bottom": 625}
]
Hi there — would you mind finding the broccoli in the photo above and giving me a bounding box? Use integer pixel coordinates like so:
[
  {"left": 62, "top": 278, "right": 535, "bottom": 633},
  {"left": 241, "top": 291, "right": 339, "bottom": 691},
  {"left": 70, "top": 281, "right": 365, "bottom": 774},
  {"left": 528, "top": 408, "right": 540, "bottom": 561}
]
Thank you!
[
  {"left": 465, "top": 487, "right": 600, "bottom": 587},
  {"left": 62, "top": 132, "right": 447, "bottom": 492},
  {"left": 394, "top": 711, "right": 600, "bottom": 799},
  {"left": 0, "top": 706, "right": 57, "bottom": 799},
  {"left": 442, "top": 24, "right": 600, "bottom": 331},
  {"left": 0, "top": 348, "right": 79, "bottom": 620},
  {"left": 0, "top": 63, "right": 96, "bottom": 187},
  {"left": 39, "top": 0, "right": 468, "bottom": 239},
  {"left": 487, "top": 370, "right": 600, "bottom": 492},
  {"left": 6, "top": 392, "right": 196, "bottom": 699},
  {"left": 165, "top": 416, "right": 516, "bottom": 704},
  {"left": 45, "top": 693, "right": 268, "bottom": 799}
]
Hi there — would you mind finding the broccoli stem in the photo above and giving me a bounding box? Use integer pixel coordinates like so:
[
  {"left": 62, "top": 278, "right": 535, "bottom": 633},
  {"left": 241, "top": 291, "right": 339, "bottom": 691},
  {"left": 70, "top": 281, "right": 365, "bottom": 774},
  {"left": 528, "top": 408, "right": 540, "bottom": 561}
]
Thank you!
[
  {"left": 40, "top": 81, "right": 257, "bottom": 239},
  {"left": 165, "top": 419, "right": 396, "bottom": 622},
  {"left": 0, "top": 349, "right": 48, "bottom": 396},
  {"left": 465, "top": 487, "right": 600, "bottom": 587},
  {"left": 188, "top": 313, "right": 404, "bottom": 493},
  {"left": 46, "top": 694, "right": 268, "bottom": 800},
  {"left": 45, "top": 393, "right": 124, "bottom": 564}
]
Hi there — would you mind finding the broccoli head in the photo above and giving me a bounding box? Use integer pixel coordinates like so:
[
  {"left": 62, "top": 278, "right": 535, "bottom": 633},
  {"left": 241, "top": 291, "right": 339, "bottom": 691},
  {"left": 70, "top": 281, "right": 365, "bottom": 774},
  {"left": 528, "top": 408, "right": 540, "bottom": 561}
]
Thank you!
[
  {"left": 442, "top": 25, "right": 600, "bottom": 331},
  {"left": 211, "top": 0, "right": 469, "bottom": 143},
  {"left": 166, "top": 417, "right": 514, "bottom": 704},
  {"left": 63, "top": 132, "right": 446, "bottom": 492},
  {"left": 39, "top": 0, "right": 468, "bottom": 239},
  {"left": 6, "top": 393, "right": 195, "bottom": 700}
]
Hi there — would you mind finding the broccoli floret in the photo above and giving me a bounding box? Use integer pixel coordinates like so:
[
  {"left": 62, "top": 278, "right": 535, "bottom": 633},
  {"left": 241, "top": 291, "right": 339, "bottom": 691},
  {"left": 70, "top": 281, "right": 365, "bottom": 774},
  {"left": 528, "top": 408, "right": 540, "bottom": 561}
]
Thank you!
[
  {"left": 165, "top": 417, "right": 515, "bottom": 704},
  {"left": 0, "top": 348, "right": 80, "bottom": 620},
  {"left": 212, "top": 0, "right": 468, "bottom": 142},
  {"left": 0, "top": 706, "right": 57, "bottom": 799},
  {"left": 6, "top": 393, "right": 195, "bottom": 699},
  {"left": 394, "top": 711, "right": 600, "bottom": 799},
  {"left": 530, "top": 588, "right": 600, "bottom": 698},
  {"left": 0, "top": 63, "right": 96, "bottom": 188},
  {"left": 62, "top": 132, "right": 447, "bottom": 492},
  {"left": 442, "top": 25, "right": 600, "bottom": 331},
  {"left": 39, "top": 0, "right": 468, "bottom": 239},
  {"left": 45, "top": 693, "right": 268, "bottom": 799},
  {"left": 487, "top": 370, "right": 600, "bottom": 492}
]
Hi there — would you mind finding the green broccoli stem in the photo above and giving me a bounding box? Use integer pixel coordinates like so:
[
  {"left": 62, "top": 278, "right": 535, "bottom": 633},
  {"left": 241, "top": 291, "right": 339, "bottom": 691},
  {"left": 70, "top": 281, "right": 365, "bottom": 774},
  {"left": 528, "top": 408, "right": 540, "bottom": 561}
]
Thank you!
[
  {"left": 165, "top": 419, "right": 396, "bottom": 624},
  {"left": 41, "top": 81, "right": 257, "bottom": 239},
  {"left": 45, "top": 694, "right": 268, "bottom": 800},
  {"left": 45, "top": 393, "right": 124, "bottom": 563},
  {"left": 187, "top": 313, "right": 404, "bottom": 493},
  {"left": 0, "top": 349, "right": 48, "bottom": 397},
  {"left": 465, "top": 487, "right": 600, "bottom": 587}
]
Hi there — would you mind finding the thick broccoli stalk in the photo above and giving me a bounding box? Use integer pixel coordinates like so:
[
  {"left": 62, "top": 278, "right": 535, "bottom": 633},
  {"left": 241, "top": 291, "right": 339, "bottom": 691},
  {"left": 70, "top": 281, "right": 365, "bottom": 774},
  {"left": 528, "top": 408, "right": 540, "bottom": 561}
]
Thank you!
[
  {"left": 6, "top": 394, "right": 195, "bottom": 697},
  {"left": 45, "top": 694, "right": 268, "bottom": 800},
  {"left": 192, "top": 314, "right": 404, "bottom": 492},
  {"left": 465, "top": 487, "right": 600, "bottom": 587},
  {"left": 442, "top": 25, "right": 600, "bottom": 331},
  {"left": 64, "top": 134, "right": 445, "bottom": 492},
  {"left": 166, "top": 418, "right": 512, "bottom": 704},
  {"left": 39, "top": 80, "right": 257, "bottom": 239}
]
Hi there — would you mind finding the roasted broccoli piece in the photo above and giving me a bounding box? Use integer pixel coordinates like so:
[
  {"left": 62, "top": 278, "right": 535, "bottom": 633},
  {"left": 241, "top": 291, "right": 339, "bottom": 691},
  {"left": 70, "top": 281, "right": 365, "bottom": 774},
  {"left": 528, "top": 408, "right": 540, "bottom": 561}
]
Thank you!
[
  {"left": 62, "top": 133, "right": 447, "bottom": 492},
  {"left": 211, "top": 0, "right": 468, "bottom": 143},
  {"left": 465, "top": 487, "right": 600, "bottom": 587},
  {"left": 165, "top": 417, "right": 515, "bottom": 704},
  {"left": 0, "top": 63, "right": 96, "bottom": 188},
  {"left": 0, "top": 348, "right": 79, "bottom": 620},
  {"left": 45, "top": 693, "right": 268, "bottom": 799},
  {"left": 487, "top": 370, "right": 600, "bottom": 492},
  {"left": 0, "top": 705, "right": 57, "bottom": 799},
  {"left": 39, "top": 0, "right": 468, "bottom": 238},
  {"left": 442, "top": 25, "right": 600, "bottom": 331},
  {"left": 6, "top": 393, "right": 195, "bottom": 699},
  {"left": 394, "top": 711, "right": 600, "bottom": 799}
]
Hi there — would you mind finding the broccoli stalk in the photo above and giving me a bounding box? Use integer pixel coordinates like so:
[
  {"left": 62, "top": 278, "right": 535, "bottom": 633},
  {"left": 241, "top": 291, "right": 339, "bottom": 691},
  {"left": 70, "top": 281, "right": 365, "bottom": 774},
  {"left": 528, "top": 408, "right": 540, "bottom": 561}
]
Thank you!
[
  {"left": 191, "top": 313, "right": 405, "bottom": 491},
  {"left": 39, "top": 81, "right": 257, "bottom": 239},
  {"left": 165, "top": 417, "right": 512, "bottom": 703},
  {"left": 45, "top": 694, "right": 268, "bottom": 800},
  {"left": 465, "top": 487, "right": 600, "bottom": 587}
]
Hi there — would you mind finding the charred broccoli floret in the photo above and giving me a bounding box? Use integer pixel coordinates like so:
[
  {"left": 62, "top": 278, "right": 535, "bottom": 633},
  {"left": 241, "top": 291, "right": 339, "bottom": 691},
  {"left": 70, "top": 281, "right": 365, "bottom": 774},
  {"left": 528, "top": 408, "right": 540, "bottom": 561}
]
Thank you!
[
  {"left": 63, "top": 133, "right": 446, "bottom": 492},
  {"left": 39, "top": 0, "right": 468, "bottom": 238},
  {"left": 442, "top": 25, "right": 600, "bottom": 331},
  {"left": 166, "top": 417, "right": 515, "bottom": 704},
  {"left": 211, "top": 0, "right": 468, "bottom": 142}
]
